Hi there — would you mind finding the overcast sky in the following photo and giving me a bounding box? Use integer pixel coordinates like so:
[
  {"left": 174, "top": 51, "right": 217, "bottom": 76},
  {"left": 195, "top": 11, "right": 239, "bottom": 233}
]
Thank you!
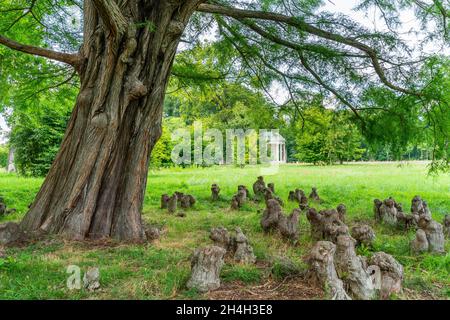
[
  {"left": 1, "top": 0, "right": 447, "bottom": 142},
  {"left": 323, "top": 0, "right": 445, "bottom": 50}
]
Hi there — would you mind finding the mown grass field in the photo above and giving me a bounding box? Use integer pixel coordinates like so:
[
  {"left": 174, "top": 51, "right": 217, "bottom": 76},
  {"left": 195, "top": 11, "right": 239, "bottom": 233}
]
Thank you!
[{"left": 0, "top": 162, "right": 449, "bottom": 300}]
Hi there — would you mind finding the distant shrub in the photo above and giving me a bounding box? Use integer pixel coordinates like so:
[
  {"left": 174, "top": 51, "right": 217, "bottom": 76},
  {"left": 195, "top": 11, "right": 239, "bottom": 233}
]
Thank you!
[
  {"left": 150, "top": 127, "right": 174, "bottom": 168},
  {"left": 0, "top": 145, "right": 7, "bottom": 168},
  {"left": 10, "top": 107, "right": 71, "bottom": 176}
]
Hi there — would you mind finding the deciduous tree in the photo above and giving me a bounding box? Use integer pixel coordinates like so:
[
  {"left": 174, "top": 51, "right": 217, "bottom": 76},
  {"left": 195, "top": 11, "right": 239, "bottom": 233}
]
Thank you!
[{"left": 0, "top": 0, "right": 448, "bottom": 241}]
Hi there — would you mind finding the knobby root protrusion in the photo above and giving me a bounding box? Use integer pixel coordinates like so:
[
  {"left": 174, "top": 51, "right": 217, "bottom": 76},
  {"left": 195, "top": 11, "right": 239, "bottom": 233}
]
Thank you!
[
  {"left": 278, "top": 209, "right": 301, "bottom": 243},
  {"left": 351, "top": 224, "right": 376, "bottom": 247},
  {"left": 368, "top": 252, "right": 403, "bottom": 300},
  {"left": 0, "top": 222, "right": 24, "bottom": 245},
  {"left": 443, "top": 214, "right": 450, "bottom": 238},
  {"left": 211, "top": 184, "right": 220, "bottom": 201},
  {"left": 180, "top": 194, "right": 196, "bottom": 209},
  {"left": 264, "top": 188, "right": 283, "bottom": 207},
  {"left": 83, "top": 267, "right": 101, "bottom": 291},
  {"left": 209, "top": 227, "right": 256, "bottom": 264},
  {"left": 416, "top": 216, "right": 445, "bottom": 254},
  {"left": 230, "top": 185, "right": 250, "bottom": 210},
  {"left": 261, "top": 199, "right": 282, "bottom": 233},
  {"left": 410, "top": 229, "right": 429, "bottom": 254},
  {"left": 234, "top": 227, "right": 257, "bottom": 264},
  {"left": 160, "top": 194, "right": 170, "bottom": 209},
  {"left": 187, "top": 245, "right": 226, "bottom": 293},
  {"left": 167, "top": 194, "right": 177, "bottom": 214},
  {"left": 306, "top": 207, "right": 349, "bottom": 243},
  {"left": 306, "top": 241, "right": 351, "bottom": 300},
  {"left": 334, "top": 235, "right": 376, "bottom": 300},
  {"left": 309, "top": 187, "right": 321, "bottom": 202},
  {"left": 252, "top": 176, "right": 266, "bottom": 201},
  {"left": 261, "top": 199, "right": 300, "bottom": 243},
  {"left": 145, "top": 224, "right": 162, "bottom": 241},
  {"left": 411, "top": 195, "right": 431, "bottom": 219}
]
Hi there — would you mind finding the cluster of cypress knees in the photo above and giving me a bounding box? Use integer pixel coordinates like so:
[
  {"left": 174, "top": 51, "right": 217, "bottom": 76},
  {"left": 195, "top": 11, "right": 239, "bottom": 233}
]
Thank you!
[
  {"left": 158, "top": 176, "right": 449, "bottom": 299},
  {"left": 160, "top": 191, "right": 196, "bottom": 217}
]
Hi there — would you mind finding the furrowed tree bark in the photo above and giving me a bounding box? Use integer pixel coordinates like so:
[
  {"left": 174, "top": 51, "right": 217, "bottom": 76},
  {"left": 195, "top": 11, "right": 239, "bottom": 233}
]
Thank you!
[{"left": 20, "top": 0, "right": 202, "bottom": 242}]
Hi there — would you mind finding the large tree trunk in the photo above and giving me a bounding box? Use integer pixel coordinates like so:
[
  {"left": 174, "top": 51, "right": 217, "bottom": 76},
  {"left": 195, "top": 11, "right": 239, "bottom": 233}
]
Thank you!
[{"left": 20, "top": 0, "right": 200, "bottom": 242}]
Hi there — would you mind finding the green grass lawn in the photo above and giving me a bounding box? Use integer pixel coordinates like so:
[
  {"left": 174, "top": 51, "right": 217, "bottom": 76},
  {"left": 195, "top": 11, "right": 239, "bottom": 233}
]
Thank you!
[{"left": 0, "top": 162, "right": 449, "bottom": 299}]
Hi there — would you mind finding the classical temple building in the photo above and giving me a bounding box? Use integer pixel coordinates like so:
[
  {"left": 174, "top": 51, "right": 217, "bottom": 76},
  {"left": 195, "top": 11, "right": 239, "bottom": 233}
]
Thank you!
[{"left": 263, "top": 131, "right": 287, "bottom": 164}]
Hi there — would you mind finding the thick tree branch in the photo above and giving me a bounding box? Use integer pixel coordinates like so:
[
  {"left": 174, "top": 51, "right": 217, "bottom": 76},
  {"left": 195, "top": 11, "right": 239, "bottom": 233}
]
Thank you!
[
  {"left": 218, "top": 19, "right": 319, "bottom": 86},
  {"left": 197, "top": 3, "right": 420, "bottom": 96},
  {"left": 92, "top": 0, "right": 127, "bottom": 36},
  {"left": 0, "top": 34, "right": 81, "bottom": 67},
  {"left": 198, "top": 3, "right": 375, "bottom": 51},
  {"left": 223, "top": 19, "right": 363, "bottom": 120}
]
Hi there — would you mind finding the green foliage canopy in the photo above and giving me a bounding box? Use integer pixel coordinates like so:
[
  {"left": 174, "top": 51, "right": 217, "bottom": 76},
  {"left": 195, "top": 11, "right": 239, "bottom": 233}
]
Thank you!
[
  {"left": 0, "top": 145, "right": 7, "bottom": 168},
  {"left": 293, "top": 102, "right": 365, "bottom": 164},
  {"left": 0, "top": 0, "right": 448, "bottom": 172}
]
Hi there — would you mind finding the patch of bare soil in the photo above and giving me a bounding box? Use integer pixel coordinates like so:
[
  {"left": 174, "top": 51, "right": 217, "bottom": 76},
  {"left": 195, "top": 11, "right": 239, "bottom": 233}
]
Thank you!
[{"left": 207, "top": 276, "right": 324, "bottom": 300}]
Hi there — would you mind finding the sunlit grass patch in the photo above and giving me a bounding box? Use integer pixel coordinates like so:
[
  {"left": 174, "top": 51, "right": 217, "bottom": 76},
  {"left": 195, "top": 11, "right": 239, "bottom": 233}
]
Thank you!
[{"left": 0, "top": 162, "right": 449, "bottom": 299}]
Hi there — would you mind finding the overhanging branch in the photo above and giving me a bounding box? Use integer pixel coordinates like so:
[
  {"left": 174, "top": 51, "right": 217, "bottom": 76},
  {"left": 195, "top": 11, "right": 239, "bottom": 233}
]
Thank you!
[
  {"left": 197, "top": 3, "right": 421, "bottom": 96},
  {"left": 218, "top": 17, "right": 365, "bottom": 124},
  {"left": 0, "top": 34, "right": 81, "bottom": 67}
]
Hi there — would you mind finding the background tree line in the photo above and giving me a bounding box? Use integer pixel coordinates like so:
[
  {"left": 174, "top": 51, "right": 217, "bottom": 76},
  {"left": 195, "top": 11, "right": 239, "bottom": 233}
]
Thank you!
[{"left": 0, "top": 43, "right": 447, "bottom": 175}]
